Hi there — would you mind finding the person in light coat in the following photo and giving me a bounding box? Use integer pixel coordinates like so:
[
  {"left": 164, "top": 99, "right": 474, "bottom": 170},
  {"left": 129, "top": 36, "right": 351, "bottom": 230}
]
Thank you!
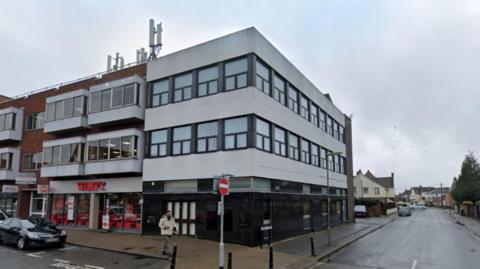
[{"left": 159, "top": 210, "right": 177, "bottom": 256}]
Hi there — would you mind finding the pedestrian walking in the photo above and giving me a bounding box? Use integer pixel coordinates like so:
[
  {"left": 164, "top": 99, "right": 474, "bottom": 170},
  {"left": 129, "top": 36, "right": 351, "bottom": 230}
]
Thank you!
[{"left": 159, "top": 210, "right": 177, "bottom": 256}]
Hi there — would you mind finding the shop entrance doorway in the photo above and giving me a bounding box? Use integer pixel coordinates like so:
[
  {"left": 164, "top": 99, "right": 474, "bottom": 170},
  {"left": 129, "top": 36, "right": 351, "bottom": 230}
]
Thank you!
[{"left": 167, "top": 201, "right": 196, "bottom": 236}]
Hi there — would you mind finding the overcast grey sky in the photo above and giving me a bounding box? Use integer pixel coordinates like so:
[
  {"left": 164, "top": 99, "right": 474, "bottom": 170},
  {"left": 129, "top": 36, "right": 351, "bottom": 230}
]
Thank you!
[{"left": 1, "top": 0, "right": 479, "bottom": 192}]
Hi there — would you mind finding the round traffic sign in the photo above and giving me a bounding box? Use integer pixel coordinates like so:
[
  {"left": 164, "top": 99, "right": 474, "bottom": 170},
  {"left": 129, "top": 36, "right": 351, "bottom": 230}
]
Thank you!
[{"left": 218, "top": 177, "right": 229, "bottom": 196}]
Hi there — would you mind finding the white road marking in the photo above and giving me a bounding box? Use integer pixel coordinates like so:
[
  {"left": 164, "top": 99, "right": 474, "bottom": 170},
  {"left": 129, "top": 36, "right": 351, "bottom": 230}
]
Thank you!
[
  {"left": 59, "top": 246, "right": 77, "bottom": 251},
  {"left": 54, "top": 259, "right": 71, "bottom": 263},
  {"left": 85, "top": 265, "right": 104, "bottom": 269},
  {"left": 51, "top": 262, "right": 95, "bottom": 269},
  {"left": 27, "top": 251, "right": 46, "bottom": 258},
  {"left": 411, "top": 259, "right": 418, "bottom": 269},
  {"left": 50, "top": 262, "right": 83, "bottom": 269}
]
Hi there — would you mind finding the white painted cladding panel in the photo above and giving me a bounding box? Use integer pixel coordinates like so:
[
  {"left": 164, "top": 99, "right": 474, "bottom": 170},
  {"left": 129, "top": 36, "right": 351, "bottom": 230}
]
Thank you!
[
  {"left": 41, "top": 163, "right": 85, "bottom": 177},
  {"left": 44, "top": 116, "right": 89, "bottom": 133},
  {"left": 143, "top": 149, "right": 347, "bottom": 188}
]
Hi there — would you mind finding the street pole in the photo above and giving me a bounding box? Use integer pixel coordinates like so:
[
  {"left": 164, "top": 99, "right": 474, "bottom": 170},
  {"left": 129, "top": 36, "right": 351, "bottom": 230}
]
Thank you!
[
  {"left": 325, "top": 152, "right": 342, "bottom": 247},
  {"left": 326, "top": 155, "right": 331, "bottom": 247},
  {"left": 219, "top": 194, "right": 224, "bottom": 269},
  {"left": 440, "top": 183, "right": 443, "bottom": 208},
  {"left": 217, "top": 175, "right": 231, "bottom": 269}
]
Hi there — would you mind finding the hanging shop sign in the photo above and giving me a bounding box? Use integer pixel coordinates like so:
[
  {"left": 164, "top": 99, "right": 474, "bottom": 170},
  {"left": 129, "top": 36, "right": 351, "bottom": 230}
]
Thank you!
[
  {"left": 37, "top": 184, "right": 49, "bottom": 194},
  {"left": 77, "top": 181, "right": 106, "bottom": 191}
]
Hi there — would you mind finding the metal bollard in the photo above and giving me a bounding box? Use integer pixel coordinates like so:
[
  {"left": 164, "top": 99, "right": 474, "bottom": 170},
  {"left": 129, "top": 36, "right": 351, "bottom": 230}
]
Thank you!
[
  {"left": 170, "top": 245, "right": 177, "bottom": 269},
  {"left": 269, "top": 246, "right": 273, "bottom": 269},
  {"left": 228, "top": 251, "right": 232, "bottom": 269},
  {"left": 310, "top": 237, "right": 316, "bottom": 256}
]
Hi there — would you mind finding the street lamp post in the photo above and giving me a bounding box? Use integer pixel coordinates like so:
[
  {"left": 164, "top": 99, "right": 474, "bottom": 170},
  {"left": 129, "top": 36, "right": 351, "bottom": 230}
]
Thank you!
[{"left": 326, "top": 151, "right": 342, "bottom": 247}]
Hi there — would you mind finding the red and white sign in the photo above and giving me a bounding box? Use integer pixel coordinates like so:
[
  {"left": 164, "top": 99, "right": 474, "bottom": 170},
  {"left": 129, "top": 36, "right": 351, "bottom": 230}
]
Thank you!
[
  {"left": 218, "top": 177, "right": 229, "bottom": 196},
  {"left": 77, "top": 181, "right": 105, "bottom": 191},
  {"left": 102, "top": 214, "right": 110, "bottom": 230},
  {"left": 37, "top": 184, "right": 49, "bottom": 194}
]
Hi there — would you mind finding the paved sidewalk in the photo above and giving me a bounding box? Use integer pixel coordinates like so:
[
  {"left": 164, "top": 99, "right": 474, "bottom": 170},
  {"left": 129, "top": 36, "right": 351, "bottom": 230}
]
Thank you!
[
  {"left": 274, "top": 215, "right": 397, "bottom": 261},
  {"left": 65, "top": 216, "right": 396, "bottom": 269},
  {"left": 66, "top": 230, "right": 314, "bottom": 269},
  {"left": 448, "top": 210, "right": 480, "bottom": 238}
]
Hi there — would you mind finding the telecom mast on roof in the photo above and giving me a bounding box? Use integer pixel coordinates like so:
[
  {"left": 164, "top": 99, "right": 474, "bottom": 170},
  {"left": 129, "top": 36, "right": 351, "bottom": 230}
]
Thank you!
[
  {"left": 148, "top": 18, "right": 163, "bottom": 60},
  {"left": 107, "top": 52, "right": 124, "bottom": 72}
]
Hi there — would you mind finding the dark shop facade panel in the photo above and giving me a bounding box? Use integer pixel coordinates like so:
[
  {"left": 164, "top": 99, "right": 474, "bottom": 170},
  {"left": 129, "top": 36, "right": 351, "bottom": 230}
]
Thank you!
[{"left": 142, "top": 190, "right": 347, "bottom": 246}]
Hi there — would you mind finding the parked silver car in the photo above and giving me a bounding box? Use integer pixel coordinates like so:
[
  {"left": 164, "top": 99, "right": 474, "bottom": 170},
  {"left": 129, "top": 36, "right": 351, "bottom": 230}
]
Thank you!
[{"left": 398, "top": 206, "right": 412, "bottom": 216}]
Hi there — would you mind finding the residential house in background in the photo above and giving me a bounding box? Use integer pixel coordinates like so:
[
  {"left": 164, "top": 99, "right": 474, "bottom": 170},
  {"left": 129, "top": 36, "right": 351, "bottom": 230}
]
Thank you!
[
  {"left": 354, "top": 170, "right": 395, "bottom": 215},
  {"left": 409, "top": 186, "right": 435, "bottom": 203},
  {"left": 397, "top": 189, "right": 411, "bottom": 202},
  {"left": 424, "top": 187, "right": 450, "bottom": 207}
]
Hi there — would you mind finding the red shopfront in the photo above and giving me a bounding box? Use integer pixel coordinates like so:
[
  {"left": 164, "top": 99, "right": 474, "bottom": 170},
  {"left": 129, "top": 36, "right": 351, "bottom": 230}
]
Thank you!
[{"left": 49, "top": 177, "right": 142, "bottom": 232}]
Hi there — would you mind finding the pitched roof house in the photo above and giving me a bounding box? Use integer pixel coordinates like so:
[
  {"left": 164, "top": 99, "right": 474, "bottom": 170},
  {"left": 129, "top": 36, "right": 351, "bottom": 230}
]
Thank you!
[{"left": 354, "top": 170, "right": 395, "bottom": 200}]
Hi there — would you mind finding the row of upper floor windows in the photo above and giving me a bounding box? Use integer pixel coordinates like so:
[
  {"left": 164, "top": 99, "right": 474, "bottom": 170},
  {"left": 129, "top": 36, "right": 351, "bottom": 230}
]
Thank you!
[
  {"left": 0, "top": 152, "right": 13, "bottom": 170},
  {"left": 0, "top": 113, "right": 16, "bottom": 131},
  {"left": 40, "top": 135, "right": 139, "bottom": 166},
  {"left": 0, "top": 82, "right": 141, "bottom": 133},
  {"left": 147, "top": 114, "right": 347, "bottom": 174},
  {"left": 44, "top": 83, "right": 140, "bottom": 122},
  {"left": 11, "top": 135, "right": 138, "bottom": 172},
  {"left": 0, "top": 111, "right": 44, "bottom": 132},
  {"left": 148, "top": 54, "right": 346, "bottom": 144}
]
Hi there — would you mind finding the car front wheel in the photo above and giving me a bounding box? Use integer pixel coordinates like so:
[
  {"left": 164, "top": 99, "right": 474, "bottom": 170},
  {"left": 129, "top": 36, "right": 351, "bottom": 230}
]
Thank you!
[{"left": 17, "top": 237, "right": 27, "bottom": 250}]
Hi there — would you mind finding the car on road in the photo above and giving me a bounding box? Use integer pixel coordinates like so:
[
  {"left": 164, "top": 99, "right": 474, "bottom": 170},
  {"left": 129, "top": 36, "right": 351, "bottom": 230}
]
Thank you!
[
  {"left": 0, "top": 211, "right": 7, "bottom": 223},
  {"left": 0, "top": 218, "right": 66, "bottom": 250},
  {"left": 408, "top": 203, "right": 426, "bottom": 210},
  {"left": 398, "top": 206, "right": 412, "bottom": 216},
  {"left": 354, "top": 205, "right": 368, "bottom": 217}
]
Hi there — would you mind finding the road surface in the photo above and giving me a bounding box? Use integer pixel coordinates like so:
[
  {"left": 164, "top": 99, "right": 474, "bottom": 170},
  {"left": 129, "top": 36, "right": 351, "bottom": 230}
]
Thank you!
[
  {"left": 318, "top": 208, "right": 480, "bottom": 269},
  {"left": 0, "top": 243, "right": 169, "bottom": 269}
]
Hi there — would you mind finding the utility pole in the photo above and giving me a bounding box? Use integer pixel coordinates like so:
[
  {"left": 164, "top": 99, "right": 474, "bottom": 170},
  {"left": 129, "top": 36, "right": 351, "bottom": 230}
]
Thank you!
[
  {"left": 326, "top": 151, "right": 342, "bottom": 247},
  {"left": 440, "top": 183, "right": 443, "bottom": 208}
]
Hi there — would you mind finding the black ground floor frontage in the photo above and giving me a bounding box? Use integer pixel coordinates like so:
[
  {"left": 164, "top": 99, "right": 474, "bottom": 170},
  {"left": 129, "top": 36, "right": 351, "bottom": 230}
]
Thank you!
[{"left": 142, "top": 192, "right": 348, "bottom": 246}]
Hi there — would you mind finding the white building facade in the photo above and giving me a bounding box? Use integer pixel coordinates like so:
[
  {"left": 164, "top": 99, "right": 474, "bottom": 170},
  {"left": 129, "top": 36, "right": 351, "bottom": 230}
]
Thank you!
[{"left": 142, "top": 27, "right": 353, "bottom": 246}]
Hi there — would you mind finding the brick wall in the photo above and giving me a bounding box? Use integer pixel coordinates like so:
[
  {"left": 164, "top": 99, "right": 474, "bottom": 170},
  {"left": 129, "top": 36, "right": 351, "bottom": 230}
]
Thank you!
[{"left": 0, "top": 63, "right": 147, "bottom": 217}]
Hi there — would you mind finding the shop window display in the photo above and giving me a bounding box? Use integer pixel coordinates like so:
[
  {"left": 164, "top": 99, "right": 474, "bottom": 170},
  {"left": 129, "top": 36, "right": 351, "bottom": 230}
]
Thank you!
[
  {"left": 51, "top": 195, "right": 65, "bottom": 225},
  {"left": 63, "top": 195, "right": 76, "bottom": 226},
  {"left": 124, "top": 193, "right": 141, "bottom": 230},
  {"left": 77, "top": 194, "right": 90, "bottom": 227},
  {"left": 107, "top": 193, "right": 124, "bottom": 229}
]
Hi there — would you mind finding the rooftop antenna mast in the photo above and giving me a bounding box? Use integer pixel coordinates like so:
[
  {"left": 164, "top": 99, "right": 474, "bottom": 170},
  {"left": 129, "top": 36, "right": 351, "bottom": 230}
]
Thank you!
[
  {"left": 148, "top": 19, "right": 163, "bottom": 60},
  {"left": 136, "top": 47, "right": 148, "bottom": 64},
  {"left": 107, "top": 52, "right": 124, "bottom": 72}
]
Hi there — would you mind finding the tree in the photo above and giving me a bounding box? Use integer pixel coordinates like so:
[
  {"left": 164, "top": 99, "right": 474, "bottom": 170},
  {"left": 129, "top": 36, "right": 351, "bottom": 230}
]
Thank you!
[{"left": 451, "top": 152, "right": 480, "bottom": 203}]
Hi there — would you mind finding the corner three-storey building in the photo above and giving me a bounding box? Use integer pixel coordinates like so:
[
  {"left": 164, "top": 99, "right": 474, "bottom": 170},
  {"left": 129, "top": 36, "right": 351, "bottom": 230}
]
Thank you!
[
  {"left": 141, "top": 27, "right": 353, "bottom": 245},
  {"left": 0, "top": 26, "right": 353, "bottom": 246}
]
